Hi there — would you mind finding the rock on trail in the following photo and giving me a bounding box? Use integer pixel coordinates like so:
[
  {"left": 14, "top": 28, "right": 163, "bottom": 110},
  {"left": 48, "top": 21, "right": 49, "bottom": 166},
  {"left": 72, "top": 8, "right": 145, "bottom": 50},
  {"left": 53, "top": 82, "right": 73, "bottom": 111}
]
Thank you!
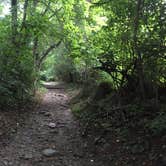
[
  {"left": 42, "top": 149, "right": 57, "bottom": 157},
  {"left": 0, "top": 82, "right": 106, "bottom": 166}
]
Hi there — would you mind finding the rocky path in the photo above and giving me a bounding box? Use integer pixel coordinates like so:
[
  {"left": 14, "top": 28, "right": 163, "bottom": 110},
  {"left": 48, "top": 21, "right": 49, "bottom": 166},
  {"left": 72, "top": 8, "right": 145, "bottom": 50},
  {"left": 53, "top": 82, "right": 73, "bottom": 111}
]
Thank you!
[{"left": 0, "top": 83, "right": 104, "bottom": 166}]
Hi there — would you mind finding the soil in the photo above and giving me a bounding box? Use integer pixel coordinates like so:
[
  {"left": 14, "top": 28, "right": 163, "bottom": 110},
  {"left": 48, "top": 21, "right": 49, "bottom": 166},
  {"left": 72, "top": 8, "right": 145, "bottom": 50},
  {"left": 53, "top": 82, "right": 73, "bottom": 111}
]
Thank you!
[
  {"left": 0, "top": 82, "right": 107, "bottom": 166},
  {"left": 0, "top": 82, "right": 165, "bottom": 166}
]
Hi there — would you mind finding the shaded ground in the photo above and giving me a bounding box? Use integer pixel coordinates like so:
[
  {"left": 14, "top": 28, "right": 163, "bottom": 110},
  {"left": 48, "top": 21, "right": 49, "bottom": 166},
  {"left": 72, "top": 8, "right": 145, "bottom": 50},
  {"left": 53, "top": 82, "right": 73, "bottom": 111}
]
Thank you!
[
  {"left": 1, "top": 82, "right": 165, "bottom": 166},
  {"left": 0, "top": 82, "right": 107, "bottom": 166},
  {"left": 70, "top": 84, "right": 166, "bottom": 166}
]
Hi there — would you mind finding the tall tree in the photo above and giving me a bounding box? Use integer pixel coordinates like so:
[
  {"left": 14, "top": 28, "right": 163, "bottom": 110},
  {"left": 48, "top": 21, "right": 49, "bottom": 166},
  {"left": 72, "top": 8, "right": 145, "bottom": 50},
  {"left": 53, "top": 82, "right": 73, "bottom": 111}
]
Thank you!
[
  {"left": 11, "top": 0, "right": 18, "bottom": 44},
  {"left": 133, "top": 0, "right": 145, "bottom": 100}
]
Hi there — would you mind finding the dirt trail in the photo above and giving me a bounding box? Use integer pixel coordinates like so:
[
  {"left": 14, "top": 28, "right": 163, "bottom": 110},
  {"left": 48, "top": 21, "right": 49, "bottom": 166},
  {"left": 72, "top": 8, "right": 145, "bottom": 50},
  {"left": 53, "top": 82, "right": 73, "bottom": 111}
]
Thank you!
[{"left": 0, "top": 83, "right": 105, "bottom": 166}]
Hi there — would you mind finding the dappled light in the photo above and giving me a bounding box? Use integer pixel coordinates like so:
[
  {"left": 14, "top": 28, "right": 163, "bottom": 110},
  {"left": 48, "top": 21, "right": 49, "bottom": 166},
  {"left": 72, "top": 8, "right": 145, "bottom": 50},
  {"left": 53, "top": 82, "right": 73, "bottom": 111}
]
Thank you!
[{"left": 0, "top": 0, "right": 165, "bottom": 165}]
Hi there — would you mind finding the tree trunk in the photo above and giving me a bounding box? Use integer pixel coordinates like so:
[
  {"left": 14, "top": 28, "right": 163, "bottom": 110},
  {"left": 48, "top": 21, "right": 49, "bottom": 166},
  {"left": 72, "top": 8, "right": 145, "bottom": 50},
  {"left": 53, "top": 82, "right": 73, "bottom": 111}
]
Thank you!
[
  {"left": 11, "top": 0, "right": 18, "bottom": 44},
  {"left": 133, "top": 0, "right": 145, "bottom": 100},
  {"left": 20, "top": 0, "right": 29, "bottom": 31}
]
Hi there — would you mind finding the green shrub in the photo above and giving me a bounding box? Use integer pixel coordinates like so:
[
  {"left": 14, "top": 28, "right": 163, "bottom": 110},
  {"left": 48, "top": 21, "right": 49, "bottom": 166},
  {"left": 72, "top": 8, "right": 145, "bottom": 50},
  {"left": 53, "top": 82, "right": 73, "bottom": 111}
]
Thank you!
[
  {"left": 54, "top": 55, "right": 77, "bottom": 83},
  {"left": 0, "top": 21, "right": 35, "bottom": 107},
  {"left": 147, "top": 113, "right": 166, "bottom": 136}
]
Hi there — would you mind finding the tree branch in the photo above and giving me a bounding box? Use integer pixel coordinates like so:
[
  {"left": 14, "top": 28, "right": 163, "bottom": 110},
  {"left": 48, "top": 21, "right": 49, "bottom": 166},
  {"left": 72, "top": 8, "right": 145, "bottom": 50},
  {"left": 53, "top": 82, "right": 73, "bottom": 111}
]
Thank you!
[
  {"left": 91, "top": 0, "right": 110, "bottom": 6},
  {"left": 33, "top": 36, "right": 39, "bottom": 63},
  {"left": 41, "top": 1, "right": 51, "bottom": 16},
  {"left": 20, "top": 0, "right": 29, "bottom": 31},
  {"left": 11, "top": 0, "right": 18, "bottom": 44},
  {"left": 38, "top": 40, "right": 62, "bottom": 67},
  {"left": 40, "top": 0, "right": 63, "bottom": 19},
  {"left": 49, "top": 7, "right": 62, "bottom": 19}
]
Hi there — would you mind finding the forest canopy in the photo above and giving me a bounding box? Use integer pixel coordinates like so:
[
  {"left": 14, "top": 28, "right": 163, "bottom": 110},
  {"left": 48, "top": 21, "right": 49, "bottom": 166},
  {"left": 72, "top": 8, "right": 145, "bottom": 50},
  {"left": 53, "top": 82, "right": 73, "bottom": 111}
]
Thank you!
[
  {"left": 0, "top": 0, "right": 165, "bottom": 106},
  {"left": 0, "top": 1, "right": 166, "bottom": 165}
]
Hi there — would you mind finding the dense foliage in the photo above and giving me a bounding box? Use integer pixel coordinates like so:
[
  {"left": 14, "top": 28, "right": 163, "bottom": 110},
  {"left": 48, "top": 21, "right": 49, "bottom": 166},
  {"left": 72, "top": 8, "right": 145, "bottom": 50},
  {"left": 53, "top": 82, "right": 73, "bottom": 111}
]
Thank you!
[
  {"left": 0, "top": 1, "right": 165, "bottom": 165},
  {"left": 0, "top": 0, "right": 165, "bottom": 118}
]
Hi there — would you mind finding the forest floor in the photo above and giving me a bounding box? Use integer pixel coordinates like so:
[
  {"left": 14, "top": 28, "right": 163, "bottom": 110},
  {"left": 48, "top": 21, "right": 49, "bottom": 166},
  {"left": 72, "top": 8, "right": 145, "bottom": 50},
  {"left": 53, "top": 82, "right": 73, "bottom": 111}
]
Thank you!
[
  {"left": 0, "top": 82, "right": 165, "bottom": 166},
  {"left": 0, "top": 82, "right": 108, "bottom": 166}
]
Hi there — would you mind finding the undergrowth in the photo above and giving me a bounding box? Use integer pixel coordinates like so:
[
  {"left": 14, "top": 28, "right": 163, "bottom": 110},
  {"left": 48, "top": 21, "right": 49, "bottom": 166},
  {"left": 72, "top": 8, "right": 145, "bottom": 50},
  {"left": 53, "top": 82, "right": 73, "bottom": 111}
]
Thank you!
[{"left": 71, "top": 81, "right": 166, "bottom": 138}]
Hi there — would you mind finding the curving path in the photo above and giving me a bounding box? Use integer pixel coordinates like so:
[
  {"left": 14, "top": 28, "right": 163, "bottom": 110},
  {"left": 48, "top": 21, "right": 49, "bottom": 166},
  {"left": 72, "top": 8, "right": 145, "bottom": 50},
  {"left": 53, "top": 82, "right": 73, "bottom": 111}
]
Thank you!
[{"left": 0, "top": 83, "right": 105, "bottom": 166}]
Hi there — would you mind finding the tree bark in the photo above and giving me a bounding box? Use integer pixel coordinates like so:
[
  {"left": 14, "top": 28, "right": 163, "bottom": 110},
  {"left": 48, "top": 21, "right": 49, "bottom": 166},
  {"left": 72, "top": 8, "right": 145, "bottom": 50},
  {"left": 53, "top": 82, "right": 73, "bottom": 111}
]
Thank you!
[
  {"left": 20, "top": 0, "right": 29, "bottom": 31},
  {"left": 11, "top": 0, "right": 18, "bottom": 44},
  {"left": 37, "top": 40, "right": 62, "bottom": 69},
  {"left": 33, "top": 36, "right": 39, "bottom": 68},
  {"left": 133, "top": 0, "right": 145, "bottom": 100}
]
